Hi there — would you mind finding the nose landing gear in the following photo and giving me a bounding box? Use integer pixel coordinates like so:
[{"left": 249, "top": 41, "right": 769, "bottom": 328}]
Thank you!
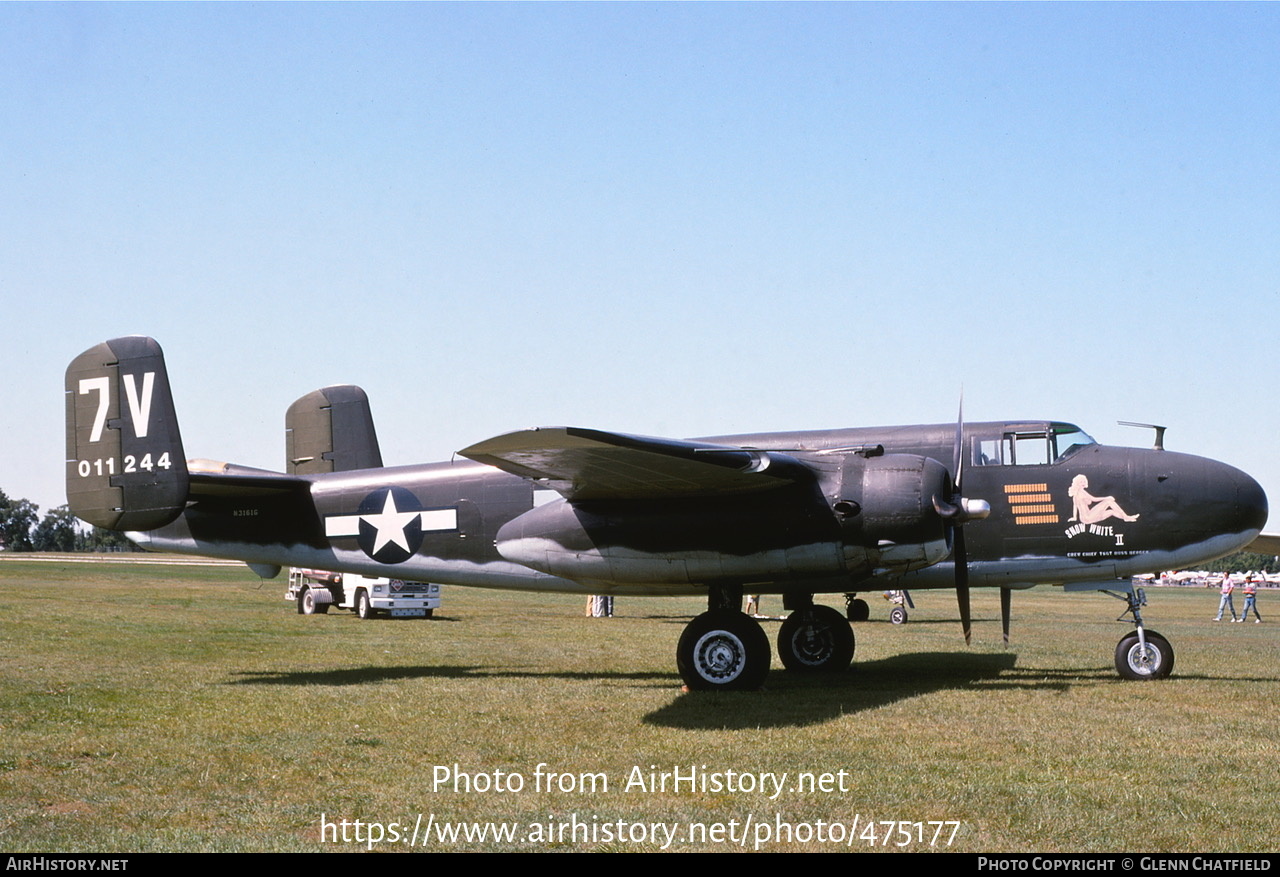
[{"left": 1066, "top": 582, "right": 1174, "bottom": 680}]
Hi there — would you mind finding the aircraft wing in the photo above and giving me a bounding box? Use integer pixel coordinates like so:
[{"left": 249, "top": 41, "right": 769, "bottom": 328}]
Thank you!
[
  {"left": 459, "top": 427, "right": 817, "bottom": 501},
  {"left": 1247, "top": 532, "right": 1280, "bottom": 556}
]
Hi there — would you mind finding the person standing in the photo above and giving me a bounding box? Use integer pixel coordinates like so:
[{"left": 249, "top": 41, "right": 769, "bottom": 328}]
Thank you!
[
  {"left": 1241, "top": 576, "right": 1262, "bottom": 623},
  {"left": 1214, "top": 576, "right": 1238, "bottom": 622}
]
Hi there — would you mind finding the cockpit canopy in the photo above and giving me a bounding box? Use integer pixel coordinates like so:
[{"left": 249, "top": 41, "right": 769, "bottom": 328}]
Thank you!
[{"left": 973, "top": 422, "right": 1095, "bottom": 467}]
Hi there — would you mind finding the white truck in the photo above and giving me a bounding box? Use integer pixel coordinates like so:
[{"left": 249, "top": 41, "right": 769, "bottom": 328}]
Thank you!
[{"left": 287, "top": 568, "right": 441, "bottom": 619}]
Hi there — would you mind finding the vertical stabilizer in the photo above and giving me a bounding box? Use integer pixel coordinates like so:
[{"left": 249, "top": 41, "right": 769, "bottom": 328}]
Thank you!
[
  {"left": 65, "top": 337, "right": 190, "bottom": 530},
  {"left": 285, "top": 385, "right": 383, "bottom": 475}
]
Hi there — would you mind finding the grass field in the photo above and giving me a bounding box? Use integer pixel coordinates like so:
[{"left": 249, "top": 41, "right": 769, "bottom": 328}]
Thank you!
[{"left": 1, "top": 556, "right": 1276, "bottom": 853}]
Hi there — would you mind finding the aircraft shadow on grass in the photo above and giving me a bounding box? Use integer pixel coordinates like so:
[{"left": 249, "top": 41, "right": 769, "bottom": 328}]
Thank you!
[
  {"left": 223, "top": 651, "right": 1128, "bottom": 730},
  {"left": 225, "top": 652, "right": 1255, "bottom": 730},
  {"left": 228, "top": 665, "right": 673, "bottom": 687}
]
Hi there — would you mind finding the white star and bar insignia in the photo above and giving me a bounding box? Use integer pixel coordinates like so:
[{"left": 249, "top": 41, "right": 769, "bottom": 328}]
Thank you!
[{"left": 325, "top": 487, "right": 457, "bottom": 563}]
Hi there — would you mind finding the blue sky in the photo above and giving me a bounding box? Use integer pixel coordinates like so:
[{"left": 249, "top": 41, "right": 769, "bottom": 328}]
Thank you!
[{"left": 3, "top": 4, "right": 1277, "bottom": 535}]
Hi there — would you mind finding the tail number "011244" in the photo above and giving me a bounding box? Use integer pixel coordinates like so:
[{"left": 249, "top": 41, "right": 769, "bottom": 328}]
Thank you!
[{"left": 76, "top": 453, "right": 173, "bottom": 479}]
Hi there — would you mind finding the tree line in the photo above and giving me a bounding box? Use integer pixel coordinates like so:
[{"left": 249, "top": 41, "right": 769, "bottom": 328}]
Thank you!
[{"left": 0, "top": 488, "right": 135, "bottom": 552}]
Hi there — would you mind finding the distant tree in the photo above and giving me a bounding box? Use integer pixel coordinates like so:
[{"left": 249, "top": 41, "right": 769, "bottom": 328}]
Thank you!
[
  {"left": 1205, "top": 550, "right": 1279, "bottom": 574},
  {"left": 84, "top": 526, "right": 138, "bottom": 552},
  {"left": 0, "top": 489, "right": 38, "bottom": 552},
  {"left": 32, "top": 505, "right": 81, "bottom": 552}
]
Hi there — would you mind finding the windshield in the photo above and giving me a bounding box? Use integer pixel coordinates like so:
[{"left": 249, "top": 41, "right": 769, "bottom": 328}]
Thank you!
[{"left": 1051, "top": 424, "right": 1095, "bottom": 462}]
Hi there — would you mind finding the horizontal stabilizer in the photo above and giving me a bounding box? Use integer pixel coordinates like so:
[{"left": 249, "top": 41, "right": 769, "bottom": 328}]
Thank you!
[
  {"left": 188, "top": 459, "right": 314, "bottom": 498},
  {"left": 459, "top": 426, "right": 815, "bottom": 500}
]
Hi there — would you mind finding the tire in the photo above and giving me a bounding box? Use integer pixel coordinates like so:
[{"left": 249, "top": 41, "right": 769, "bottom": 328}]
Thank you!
[
  {"left": 847, "top": 598, "right": 870, "bottom": 622},
  {"left": 778, "top": 605, "right": 855, "bottom": 672},
  {"left": 300, "top": 588, "right": 329, "bottom": 615},
  {"left": 1115, "top": 629, "right": 1174, "bottom": 680},
  {"left": 422, "top": 608, "right": 434, "bottom": 619},
  {"left": 677, "top": 611, "right": 770, "bottom": 691},
  {"left": 889, "top": 606, "right": 908, "bottom": 625},
  {"left": 355, "top": 590, "right": 375, "bottom": 620}
]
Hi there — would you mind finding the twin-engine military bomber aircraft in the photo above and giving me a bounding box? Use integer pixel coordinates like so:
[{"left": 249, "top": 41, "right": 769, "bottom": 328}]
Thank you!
[{"left": 66, "top": 337, "right": 1272, "bottom": 690}]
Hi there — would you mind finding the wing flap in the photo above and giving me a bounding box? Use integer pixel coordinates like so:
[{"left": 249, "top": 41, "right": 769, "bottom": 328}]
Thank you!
[{"left": 459, "top": 427, "right": 814, "bottom": 500}]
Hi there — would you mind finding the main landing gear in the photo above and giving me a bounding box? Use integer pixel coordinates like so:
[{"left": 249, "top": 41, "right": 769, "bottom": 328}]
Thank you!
[
  {"left": 777, "top": 601, "right": 855, "bottom": 673},
  {"left": 1066, "top": 582, "right": 1175, "bottom": 680},
  {"left": 676, "top": 610, "right": 771, "bottom": 691},
  {"left": 676, "top": 587, "right": 855, "bottom": 690}
]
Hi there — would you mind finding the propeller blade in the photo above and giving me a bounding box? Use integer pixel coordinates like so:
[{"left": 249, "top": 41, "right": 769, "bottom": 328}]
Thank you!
[
  {"left": 1000, "top": 587, "right": 1011, "bottom": 645},
  {"left": 955, "top": 526, "right": 972, "bottom": 645},
  {"left": 952, "top": 392, "right": 965, "bottom": 492}
]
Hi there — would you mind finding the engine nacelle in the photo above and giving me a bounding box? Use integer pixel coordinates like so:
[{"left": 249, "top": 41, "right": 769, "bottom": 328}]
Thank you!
[
  {"left": 833, "top": 453, "right": 952, "bottom": 575},
  {"left": 493, "top": 451, "right": 958, "bottom": 588}
]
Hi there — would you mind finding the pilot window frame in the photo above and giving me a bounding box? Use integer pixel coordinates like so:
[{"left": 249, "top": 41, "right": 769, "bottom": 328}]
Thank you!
[
  {"left": 972, "top": 424, "right": 1094, "bottom": 467},
  {"left": 1004, "top": 430, "right": 1052, "bottom": 466}
]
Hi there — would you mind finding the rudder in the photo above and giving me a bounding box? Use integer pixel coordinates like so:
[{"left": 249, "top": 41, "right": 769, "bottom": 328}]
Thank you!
[{"left": 65, "top": 337, "right": 189, "bottom": 530}]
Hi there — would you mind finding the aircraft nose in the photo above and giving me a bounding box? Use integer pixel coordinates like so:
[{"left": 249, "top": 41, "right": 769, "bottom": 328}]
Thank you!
[
  {"left": 1228, "top": 463, "right": 1269, "bottom": 536},
  {"left": 1198, "top": 456, "right": 1268, "bottom": 544},
  {"left": 1137, "top": 452, "right": 1267, "bottom": 556}
]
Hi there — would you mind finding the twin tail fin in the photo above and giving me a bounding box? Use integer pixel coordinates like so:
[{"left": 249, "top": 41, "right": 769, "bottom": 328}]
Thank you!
[{"left": 65, "top": 337, "right": 189, "bottom": 530}]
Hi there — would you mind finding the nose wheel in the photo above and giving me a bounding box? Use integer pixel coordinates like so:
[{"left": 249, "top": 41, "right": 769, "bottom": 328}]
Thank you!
[{"left": 1115, "top": 629, "right": 1173, "bottom": 680}]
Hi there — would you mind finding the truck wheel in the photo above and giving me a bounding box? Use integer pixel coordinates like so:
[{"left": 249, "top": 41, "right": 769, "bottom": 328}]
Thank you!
[
  {"left": 300, "top": 588, "right": 329, "bottom": 615},
  {"left": 423, "top": 608, "right": 434, "bottom": 619},
  {"left": 356, "top": 590, "right": 374, "bottom": 620}
]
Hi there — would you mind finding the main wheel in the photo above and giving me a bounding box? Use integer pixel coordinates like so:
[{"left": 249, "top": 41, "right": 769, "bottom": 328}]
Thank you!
[
  {"left": 1115, "top": 629, "right": 1174, "bottom": 680},
  {"left": 778, "top": 605, "right": 855, "bottom": 672},
  {"left": 889, "top": 606, "right": 908, "bottom": 625},
  {"left": 847, "top": 597, "right": 870, "bottom": 622},
  {"left": 677, "top": 611, "right": 770, "bottom": 691},
  {"left": 355, "top": 590, "right": 375, "bottom": 620}
]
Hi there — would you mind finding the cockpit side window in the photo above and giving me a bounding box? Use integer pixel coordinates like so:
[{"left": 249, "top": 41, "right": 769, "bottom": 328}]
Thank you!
[
  {"left": 1006, "top": 431, "right": 1051, "bottom": 466},
  {"left": 975, "top": 438, "right": 1001, "bottom": 466}
]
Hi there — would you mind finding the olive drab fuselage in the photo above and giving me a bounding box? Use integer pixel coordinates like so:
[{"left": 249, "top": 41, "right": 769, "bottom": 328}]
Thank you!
[{"left": 125, "top": 421, "right": 1266, "bottom": 599}]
